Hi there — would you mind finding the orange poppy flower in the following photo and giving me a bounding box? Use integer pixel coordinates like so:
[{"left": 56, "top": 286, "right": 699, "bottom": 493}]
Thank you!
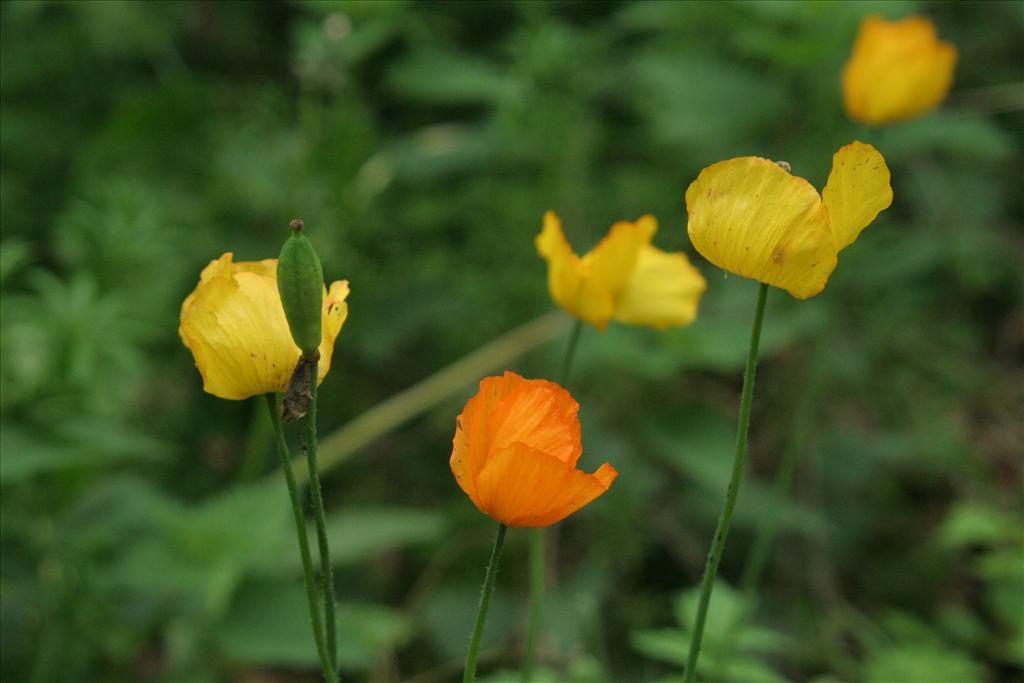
[{"left": 450, "top": 372, "right": 618, "bottom": 528}]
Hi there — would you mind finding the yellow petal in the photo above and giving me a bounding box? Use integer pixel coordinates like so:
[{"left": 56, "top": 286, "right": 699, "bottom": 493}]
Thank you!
[
  {"left": 842, "top": 15, "right": 958, "bottom": 125},
  {"left": 535, "top": 212, "right": 615, "bottom": 329},
  {"left": 317, "top": 280, "right": 350, "bottom": 383},
  {"left": 180, "top": 254, "right": 349, "bottom": 400},
  {"left": 475, "top": 442, "right": 617, "bottom": 527},
  {"left": 822, "top": 141, "right": 894, "bottom": 252},
  {"left": 180, "top": 265, "right": 298, "bottom": 399},
  {"left": 685, "top": 157, "right": 837, "bottom": 299},
  {"left": 614, "top": 245, "right": 707, "bottom": 329},
  {"left": 581, "top": 215, "right": 656, "bottom": 301}
]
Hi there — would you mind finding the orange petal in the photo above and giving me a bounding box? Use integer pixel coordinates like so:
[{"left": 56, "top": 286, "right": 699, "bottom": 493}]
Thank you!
[
  {"left": 475, "top": 443, "right": 617, "bottom": 527},
  {"left": 450, "top": 372, "right": 528, "bottom": 502},
  {"left": 486, "top": 379, "right": 582, "bottom": 467}
]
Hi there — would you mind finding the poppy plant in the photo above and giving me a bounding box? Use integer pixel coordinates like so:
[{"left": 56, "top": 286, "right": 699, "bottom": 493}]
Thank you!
[
  {"left": 180, "top": 239, "right": 348, "bottom": 683},
  {"left": 842, "top": 15, "right": 958, "bottom": 125},
  {"left": 179, "top": 252, "right": 349, "bottom": 400},
  {"left": 536, "top": 211, "right": 706, "bottom": 331},
  {"left": 685, "top": 141, "right": 893, "bottom": 299},
  {"left": 452, "top": 372, "right": 617, "bottom": 683}
]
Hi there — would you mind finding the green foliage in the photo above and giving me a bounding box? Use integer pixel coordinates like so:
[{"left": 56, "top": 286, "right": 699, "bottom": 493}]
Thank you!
[
  {"left": 633, "top": 582, "right": 794, "bottom": 683},
  {"left": 2, "top": 1, "right": 1021, "bottom": 682}
]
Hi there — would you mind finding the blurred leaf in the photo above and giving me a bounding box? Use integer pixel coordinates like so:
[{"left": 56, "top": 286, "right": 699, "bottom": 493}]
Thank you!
[
  {"left": 0, "top": 419, "right": 169, "bottom": 484},
  {"left": 939, "top": 501, "right": 1020, "bottom": 549},
  {"left": 633, "top": 582, "right": 794, "bottom": 683},
  {"left": 648, "top": 407, "right": 829, "bottom": 538},
  {"left": 217, "top": 579, "right": 411, "bottom": 670},
  {"left": 0, "top": 238, "right": 31, "bottom": 284},
  {"left": 388, "top": 50, "right": 521, "bottom": 105},
  {"left": 421, "top": 585, "right": 516, "bottom": 661},
  {"left": 882, "top": 114, "right": 1015, "bottom": 164}
]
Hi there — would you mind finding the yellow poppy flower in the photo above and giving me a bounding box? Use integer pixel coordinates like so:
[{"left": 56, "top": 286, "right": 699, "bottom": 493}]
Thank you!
[
  {"left": 685, "top": 141, "right": 893, "bottom": 299},
  {"left": 179, "top": 253, "right": 349, "bottom": 400},
  {"left": 536, "top": 212, "right": 706, "bottom": 331},
  {"left": 843, "top": 15, "right": 958, "bottom": 125}
]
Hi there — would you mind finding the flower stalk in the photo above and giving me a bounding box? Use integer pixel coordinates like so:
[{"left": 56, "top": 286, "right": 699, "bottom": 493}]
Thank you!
[
  {"left": 300, "top": 359, "right": 338, "bottom": 676},
  {"left": 265, "top": 393, "right": 336, "bottom": 683},
  {"left": 683, "top": 282, "right": 769, "bottom": 683},
  {"left": 523, "top": 318, "right": 583, "bottom": 682},
  {"left": 464, "top": 523, "right": 509, "bottom": 683}
]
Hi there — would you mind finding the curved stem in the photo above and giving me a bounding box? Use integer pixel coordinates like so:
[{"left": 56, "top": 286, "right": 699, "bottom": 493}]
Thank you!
[
  {"left": 683, "top": 283, "right": 769, "bottom": 683},
  {"left": 522, "top": 319, "right": 584, "bottom": 681},
  {"left": 265, "top": 393, "right": 335, "bottom": 683},
  {"left": 302, "top": 360, "right": 338, "bottom": 677},
  {"left": 465, "top": 523, "right": 509, "bottom": 683}
]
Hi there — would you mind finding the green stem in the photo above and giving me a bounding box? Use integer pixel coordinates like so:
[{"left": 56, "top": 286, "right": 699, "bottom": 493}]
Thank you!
[
  {"left": 522, "top": 318, "right": 584, "bottom": 682},
  {"left": 265, "top": 393, "right": 334, "bottom": 683},
  {"left": 558, "top": 319, "right": 583, "bottom": 386},
  {"left": 302, "top": 359, "right": 338, "bottom": 677},
  {"left": 683, "top": 283, "right": 769, "bottom": 683},
  {"left": 465, "top": 523, "right": 509, "bottom": 683},
  {"left": 522, "top": 527, "right": 544, "bottom": 682}
]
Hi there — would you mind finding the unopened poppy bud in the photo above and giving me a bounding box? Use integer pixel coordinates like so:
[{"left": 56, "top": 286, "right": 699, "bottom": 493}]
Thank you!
[{"left": 277, "top": 219, "right": 324, "bottom": 357}]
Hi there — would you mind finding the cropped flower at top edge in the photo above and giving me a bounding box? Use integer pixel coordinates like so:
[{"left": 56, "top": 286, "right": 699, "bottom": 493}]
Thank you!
[
  {"left": 179, "top": 252, "right": 350, "bottom": 400},
  {"left": 450, "top": 371, "right": 618, "bottom": 528},
  {"left": 685, "top": 141, "right": 893, "bottom": 299},
  {"left": 842, "top": 15, "right": 958, "bottom": 125},
  {"left": 536, "top": 212, "right": 707, "bottom": 331}
]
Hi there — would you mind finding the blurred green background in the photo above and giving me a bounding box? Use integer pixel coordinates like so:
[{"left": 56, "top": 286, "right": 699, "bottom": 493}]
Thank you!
[{"left": 2, "top": 1, "right": 1022, "bottom": 682}]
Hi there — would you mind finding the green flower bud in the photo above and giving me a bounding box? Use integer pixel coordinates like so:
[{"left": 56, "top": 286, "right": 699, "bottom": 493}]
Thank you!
[{"left": 277, "top": 219, "right": 323, "bottom": 357}]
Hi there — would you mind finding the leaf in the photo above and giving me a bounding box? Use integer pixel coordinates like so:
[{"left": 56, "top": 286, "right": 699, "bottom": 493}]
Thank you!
[
  {"left": 216, "top": 579, "right": 411, "bottom": 670},
  {"left": 0, "top": 419, "right": 169, "bottom": 484},
  {"left": 647, "top": 408, "right": 829, "bottom": 538},
  {"left": 387, "top": 51, "right": 521, "bottom": 105},
  {"left": 939, "top": 501, "right": 1019, "bottom": 549},
  {"left": 268, "top": 505, "right": 449, "bottom": 574}
]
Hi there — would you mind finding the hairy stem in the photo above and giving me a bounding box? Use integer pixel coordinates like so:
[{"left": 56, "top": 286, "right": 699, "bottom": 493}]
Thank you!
[
  {"left": 302, "top": 360, "right": 338, "bottom": 677},
  {"left": 464, "top": 523, "right": 509, "bottom": 683},
  {"left": 265, "top": 393, "right": 334, "bottom": 683}
]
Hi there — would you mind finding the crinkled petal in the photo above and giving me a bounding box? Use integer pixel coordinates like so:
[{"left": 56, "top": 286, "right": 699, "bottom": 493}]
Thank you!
[
  {"left": 486, "top": 379, "right": 581, "bottom": 467},
  {"left": 686, "top": 156, "right": 837, "bottom": 299},
  {"left": 822, "top": 141, "right": 893, "bottom": 252},
  {"left": 475, "top": 442, "right": 617, "bottom": 527},
  {"left": 451, "top": 372, "right": 528, "bottom": 502},
  {"left": 536, "top": 212, "right": 615, "bottom": 329},
  {"left": 614, "top": 245, "right": 707, "bottom": 329}
]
